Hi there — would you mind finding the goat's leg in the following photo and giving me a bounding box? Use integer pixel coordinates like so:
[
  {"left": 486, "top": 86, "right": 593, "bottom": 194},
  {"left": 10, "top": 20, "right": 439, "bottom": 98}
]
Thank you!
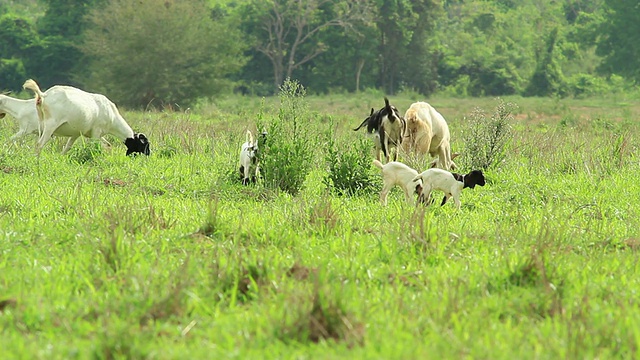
[
  {"left": 422, "top": 189, "right": 433, "bottom": 206},
  {"left": 35, "top": 125, "right": 57, "bottom": 154},
  {"left": 402, "top": 185, "right": 414, "bottom": 204},
  {"left": 379, "top": 132, "right": 389, "bottom": 163},
  {"left": 254, "top": 164, "right": 260, "bottom": 182},
  {"left": 380, "top": 182, "right": 392, "bottom": 206},
  {"left": 452, "top": 193, "right": 461, "bottom": 210},
  {"left": 241, "top": 161, "right": 251, "bottom": 185},
  {"left": 437, "top": 143, "right": 452, "bottom": 170},
  {"left": 9, "top": 129, "right": 28, "bottom": 143},
  {"left": 61, "top": 136, "right": 80, "bottom": 154}
]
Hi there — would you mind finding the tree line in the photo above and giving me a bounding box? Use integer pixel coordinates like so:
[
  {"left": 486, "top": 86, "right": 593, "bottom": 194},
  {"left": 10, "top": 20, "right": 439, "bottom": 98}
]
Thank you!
[{"left": 0, "top": 0, "right": 634, "bottom": 108}]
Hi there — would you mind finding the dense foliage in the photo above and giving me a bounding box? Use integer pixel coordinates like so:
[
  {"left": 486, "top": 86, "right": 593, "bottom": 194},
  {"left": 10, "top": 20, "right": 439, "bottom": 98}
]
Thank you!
[{"left": 1, "top": 0, "right": 636, "bottom": 106}]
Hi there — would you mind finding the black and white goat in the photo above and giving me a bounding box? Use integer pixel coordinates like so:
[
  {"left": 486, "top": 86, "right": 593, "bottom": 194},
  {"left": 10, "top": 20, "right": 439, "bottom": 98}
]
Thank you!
[
  {"left": 22, "top": 79, "right": 150, "bottom": 156},
  {"left": 412, "top": 168, "right": 486, "bottom": 210},
  {"left": 239, "top": 130, "right": 266, "bottom": 185},
  {"left": 354, "top": 97, "right": 405, "bottom": 163}
]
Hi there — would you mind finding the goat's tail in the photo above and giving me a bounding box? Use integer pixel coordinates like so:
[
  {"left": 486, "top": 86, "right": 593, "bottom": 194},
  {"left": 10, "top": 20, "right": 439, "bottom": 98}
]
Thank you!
[
  {"left": 245, "top": 130, "right": 254, "bottom": 145},
  {"left": 372, "top": 159, "right": 384, "bottom": 169},
  {"left": 23, "top": 79, "right": 46, "bottom": 126}
]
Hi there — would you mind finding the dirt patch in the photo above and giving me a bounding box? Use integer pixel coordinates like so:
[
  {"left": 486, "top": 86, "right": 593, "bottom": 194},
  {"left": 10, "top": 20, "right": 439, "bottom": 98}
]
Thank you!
[
  {"left": 287, "top": 263, "right": 318, "bottom": 281},
  {"left": 0, "top": 298, "right": 17, "bottom": 312},
  {"left": 103, "top": 178, "right": 127, "bottom": 187}
]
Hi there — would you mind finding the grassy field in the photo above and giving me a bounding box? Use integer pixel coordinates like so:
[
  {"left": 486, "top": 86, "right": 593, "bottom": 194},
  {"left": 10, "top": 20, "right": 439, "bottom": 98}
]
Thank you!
[{"left": 1, "top": 90, "right": 640, "bottom": 359}]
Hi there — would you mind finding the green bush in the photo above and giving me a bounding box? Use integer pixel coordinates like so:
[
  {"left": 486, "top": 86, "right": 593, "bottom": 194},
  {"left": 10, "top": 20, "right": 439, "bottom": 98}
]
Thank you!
[
  {"left": 323, "top": 135, "right": 378, "bottom": 196},
  {"left": 565, "top": 74, "right": 611, "bottom": 98},
  {"left": 258, "top": 79, "right": 314, "bottom": 196},
  {"left": 460, "top": 99, "right": 515, "bottom": 171}
]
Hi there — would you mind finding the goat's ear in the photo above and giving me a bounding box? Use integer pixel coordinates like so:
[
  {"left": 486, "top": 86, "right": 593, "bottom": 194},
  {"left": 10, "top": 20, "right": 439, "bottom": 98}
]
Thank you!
[{"left": 370, "top": 108, "right": 374, "bottom": 115}]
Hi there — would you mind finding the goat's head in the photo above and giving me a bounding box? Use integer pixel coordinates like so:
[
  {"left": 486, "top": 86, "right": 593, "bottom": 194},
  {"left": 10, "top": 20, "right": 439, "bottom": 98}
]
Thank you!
[
  {"left": 382, "top": 97, "right": 402, "bottom": 124},
  {"left": 125, "top": 133, "right": 150, "bottom": 156},
  {"left": 463, "top": 169, "right": 486, "bottom": 189}
]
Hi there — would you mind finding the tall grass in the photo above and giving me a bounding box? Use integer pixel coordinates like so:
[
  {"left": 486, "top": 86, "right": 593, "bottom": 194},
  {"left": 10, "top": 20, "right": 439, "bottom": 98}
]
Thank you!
[{"left": 0, "top": 93, "right": 639, "bottom": 358}]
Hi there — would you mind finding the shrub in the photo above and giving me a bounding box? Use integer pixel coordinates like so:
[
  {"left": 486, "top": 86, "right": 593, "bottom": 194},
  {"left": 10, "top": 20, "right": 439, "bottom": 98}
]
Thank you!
[
  {"left": 323, "top": 133, "right": 377, "bottom": 196},
  {"left": 565, "top": 74, "right": 610, "bottom": 98},
  {"left": 257, "top": 79, "right": 314, "bottom": 195},
  {"left": 461, "top": 99, "right": 515, "bottom": 170}
]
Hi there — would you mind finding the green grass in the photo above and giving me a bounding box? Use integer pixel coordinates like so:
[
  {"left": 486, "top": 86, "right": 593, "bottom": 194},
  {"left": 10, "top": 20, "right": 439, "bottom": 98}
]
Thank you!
[{"left": 1, "top": 93, "right": 640, "bottom": 359}]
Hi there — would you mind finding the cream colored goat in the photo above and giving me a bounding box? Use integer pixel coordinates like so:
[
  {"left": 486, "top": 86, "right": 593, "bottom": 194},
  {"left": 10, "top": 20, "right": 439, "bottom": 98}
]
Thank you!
[{"left": 402, "top": 102, "right": 455, "bottom": 170}]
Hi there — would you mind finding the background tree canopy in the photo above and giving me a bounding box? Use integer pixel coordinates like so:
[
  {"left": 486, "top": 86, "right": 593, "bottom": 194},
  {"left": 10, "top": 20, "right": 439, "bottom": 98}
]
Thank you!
[
  {"left": 1, "top": 0, "right": 636, "bottom": 107},
  {"left": 80, "top": 0, "right": 247, "bottom": 108}
]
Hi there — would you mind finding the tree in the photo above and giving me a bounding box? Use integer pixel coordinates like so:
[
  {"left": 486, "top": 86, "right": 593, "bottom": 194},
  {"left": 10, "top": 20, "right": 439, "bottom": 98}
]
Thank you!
[
  {"left": 372, "top": 0, "right": 442, "bottom": 95},
  {"left": 31, "top": 0, "right": 101, "bottom": 88},
  {"left": 398, "top": 0, "right": 442, "bottom": 95},
  {"left": 525, "top": 27, "right": 566, "bottom": 96},
  {"left": 242, "top": 0, "right": 371, "bottom": 92},
  {"left": 80, "top": 0, "right": 248, "bottom": 108},
  {"left": 595, "top": 0, "right": 640, "bottom": 82},
  {"left": 298, "top": 17, "right": 379, "bottom": 93},
  {"left": 375, "top": 0, "right": 407, "bottom": 94},
  {"left": 0, "top": 13, "right": 38, "bottom": 91}
]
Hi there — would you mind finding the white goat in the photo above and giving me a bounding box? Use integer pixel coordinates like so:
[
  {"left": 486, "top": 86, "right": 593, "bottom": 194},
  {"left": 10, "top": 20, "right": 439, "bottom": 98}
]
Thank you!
[
  {"left": 0, "top": 94, "right": 40, "bottom": 142},
  {"left": 402, "top": 102, "right": 455, "bottom": 170},
  {"left": 239, "top": 130, "right": 259, "bottom": 185},
  {"left": 22, "top": 79, "right": 149, "bottom": 155},
  {"left": 372, "top": 159, "right": 423, "bottom": 206}
]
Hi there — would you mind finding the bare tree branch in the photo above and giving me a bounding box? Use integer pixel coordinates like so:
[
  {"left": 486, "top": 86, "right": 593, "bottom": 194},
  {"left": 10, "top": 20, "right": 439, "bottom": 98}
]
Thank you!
[{"left": 254, "top": 0, "right": 371, "bottom": 90}]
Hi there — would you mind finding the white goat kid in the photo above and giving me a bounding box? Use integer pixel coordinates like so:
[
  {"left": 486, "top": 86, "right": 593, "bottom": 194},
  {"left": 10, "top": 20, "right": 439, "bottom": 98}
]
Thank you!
[
  {"left": 402, "top": 102, "right": 455, "bottom": 170},
  {"left": 22, "top": 79, "right": 149, "bottom": 156},
  {"left": 412, "top": 168, "right": 486, "bottom": 210},
  {"left": 373, "top": 159, "right": 423, "bottom": 206},
  {"left": 0, "top": 94, "right": 40, "bottom": 142},
  {"left": 239, "top": 130, "right": 260, "bottom": 185}
]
